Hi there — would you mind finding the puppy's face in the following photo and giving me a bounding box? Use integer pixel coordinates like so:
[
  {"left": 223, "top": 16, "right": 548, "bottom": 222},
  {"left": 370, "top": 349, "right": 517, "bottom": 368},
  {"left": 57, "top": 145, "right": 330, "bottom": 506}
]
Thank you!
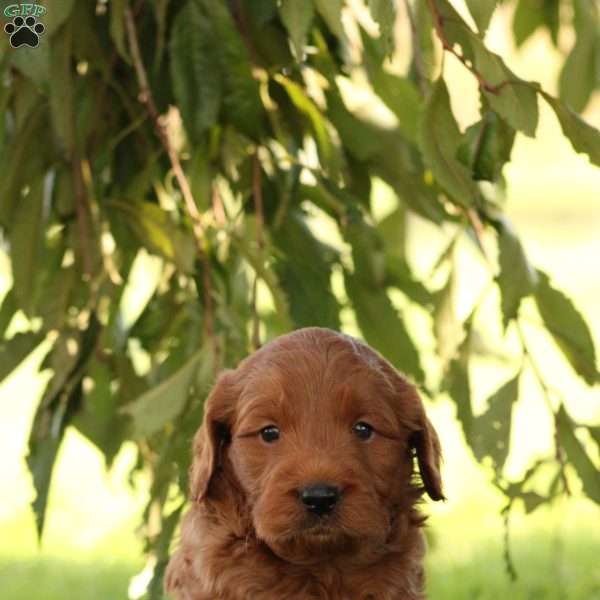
[{"left": 191, "top": 329, "right": 443, "bottom": 564}]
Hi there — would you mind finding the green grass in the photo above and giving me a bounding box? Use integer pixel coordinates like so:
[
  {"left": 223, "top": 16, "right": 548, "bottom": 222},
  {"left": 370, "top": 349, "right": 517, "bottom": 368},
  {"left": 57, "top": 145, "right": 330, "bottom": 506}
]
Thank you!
[
  {"left": 0, "top": 558, "right": 139, "bottom": 600},
  {"left": 426, "top": 497, "right": 600, "bottom": 600},
  {"left": 2, "top": 515, "right": 599, "bottom": 600},
  {"left": 428, "top": 536, "right": 600, "bottom": 600}
]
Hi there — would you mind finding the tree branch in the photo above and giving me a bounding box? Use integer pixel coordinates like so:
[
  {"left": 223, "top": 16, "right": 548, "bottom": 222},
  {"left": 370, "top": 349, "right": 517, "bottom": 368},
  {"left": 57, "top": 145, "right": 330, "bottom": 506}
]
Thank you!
[
  {"left": 251, "top": 153, "right": 265, "bottom": 351},
  {"left": 72, "top": 153, "right": 93, "bottom": 277},
  {"left": 124, "top": 7, "right": 218, "bottom": 363},
  {"left": 465, "top": 208, "right": 493, "bottom": 265},
  {"left": 425, "top": 0, "right": 502, "bottom": 94}
]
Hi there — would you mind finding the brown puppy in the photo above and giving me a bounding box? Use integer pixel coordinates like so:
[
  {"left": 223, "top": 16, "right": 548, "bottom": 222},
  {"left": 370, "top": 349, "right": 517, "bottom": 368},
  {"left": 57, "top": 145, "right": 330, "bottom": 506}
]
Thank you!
[{"left": 165, "top": 327, "right": 443, "bottom": 600}]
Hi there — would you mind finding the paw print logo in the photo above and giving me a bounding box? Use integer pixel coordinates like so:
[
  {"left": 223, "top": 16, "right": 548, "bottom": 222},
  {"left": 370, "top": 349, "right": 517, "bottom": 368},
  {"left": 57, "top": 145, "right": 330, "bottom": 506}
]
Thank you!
[{"left": 4, "top": 16, "right": 45, "bottom": 48}]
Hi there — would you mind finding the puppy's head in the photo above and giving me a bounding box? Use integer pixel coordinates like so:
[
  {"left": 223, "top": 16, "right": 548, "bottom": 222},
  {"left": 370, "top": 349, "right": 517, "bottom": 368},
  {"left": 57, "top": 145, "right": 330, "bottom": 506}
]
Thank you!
[{"left": 190, "top": 328, "right": 443, "bottom": 563}]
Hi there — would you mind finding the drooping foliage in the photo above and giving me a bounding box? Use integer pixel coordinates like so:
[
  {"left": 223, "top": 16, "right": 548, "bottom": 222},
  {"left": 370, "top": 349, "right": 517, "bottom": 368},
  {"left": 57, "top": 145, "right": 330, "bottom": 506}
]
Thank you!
[{"left": 0, "top": 0, "right": 599, "bottom": 594}]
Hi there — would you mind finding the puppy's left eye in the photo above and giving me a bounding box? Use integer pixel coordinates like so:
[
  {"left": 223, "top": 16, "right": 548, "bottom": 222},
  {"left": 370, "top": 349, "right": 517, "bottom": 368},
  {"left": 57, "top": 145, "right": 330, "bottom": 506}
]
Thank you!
[
  {"left": 259, "top": 425, "right": 280, "bottom": 443},
  {"left": 352, "top": 421, "right": 374, "bottom": 441}
]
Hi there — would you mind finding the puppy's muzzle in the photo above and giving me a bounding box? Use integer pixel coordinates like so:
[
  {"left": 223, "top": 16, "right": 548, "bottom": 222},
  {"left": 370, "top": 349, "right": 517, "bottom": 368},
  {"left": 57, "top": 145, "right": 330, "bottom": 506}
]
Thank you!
[{"left": 299, "top": 483, "right": 340, "bottom": 517}]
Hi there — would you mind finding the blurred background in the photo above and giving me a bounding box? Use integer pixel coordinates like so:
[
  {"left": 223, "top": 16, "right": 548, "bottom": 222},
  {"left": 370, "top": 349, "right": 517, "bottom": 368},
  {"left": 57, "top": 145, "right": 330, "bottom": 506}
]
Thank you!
[{"left": 1, "top": 1, "right": 599, "bottom": 599}]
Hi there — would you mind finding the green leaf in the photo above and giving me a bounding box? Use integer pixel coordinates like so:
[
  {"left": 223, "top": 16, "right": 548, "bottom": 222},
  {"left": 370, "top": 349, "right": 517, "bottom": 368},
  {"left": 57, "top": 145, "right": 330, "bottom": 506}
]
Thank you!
[
  {"left": 313, "top": 0, "right": 345, "bottom": 39},
  {"left": 188, "top": 146, "right": 213, "bottom": 212},
  {"left": 443, "top": 325, "right": 474, "bottom": 441},
  {"left": 465, "top": 0, "right": 497, "bottom": 35},
  {"left": 152, "top": 0, "right": 171, "bottom": 68},
  {"left": 433, "top": 0, "right": 539, "bottom": 137},
  {"left": 558, "top": 0, "right": 598, "bottom": 112},
  {"left": 513, "top": 0, "right": 560, "bottom": 47},
  {"left": 43, "top": 0, "right": 76, "bottom": 36},
  {"left": 73, "top": 359, "right": 126, "bottom": 464},
  {"left": 512, "top": 0, "right": 542, "bottom": 47},
  {"left": 414, "top": 1, "right": 435, "bottom": 80},
  {"left": 28, "top": 375, "right": 84, "bottom": 538},
  {"left": 0, "top": 104, "right": 46, "bottom": 227},
  {"left": 124, "top": 350, "right": 209, "bottom": 438},
  {"left": 521, "top": 491, "right": 548, "bottom": 514},
  {"left": 495, "top": 219, "right": 537, "bottom": 329},
  {"left": 457, "top": 110, "right": 516, "bottom": 182},
  {"left": 170, "top": 0, "right": 223, "bottom": 142},
  {"left": 419, "top": 78, "right": 478, "bottom": 206},
  {"left": 386, "top": 257, "right": 433, "bottom": 307},
  {"left": 49, "top": 21, "right": 75, "bottom": 152},
  {"left": 0, "top": 332, "right": 44, "bottom": 383},
  {"left": 28, "top": 407, "right": 72, "bottom": 538},
  {"left": 434, "top": 264, "right": 462, "bottom": 366},
  {"left": 344, "top": 270, "right": 424, "bottom": 384},
  {"left": 367, "top": 0, "right": 396, "bottom": 56},
  {"left": 9, "top": 177, "right": 45, "bottom": 317},
  {"left": 205, "top": 0, "right": 263, "bottom": 138},
  {"left": 0, "top": 290, "right": 17, "bottom": 337},
  {"left": 38, "top": 264, "right": 76, "bottom": 333},
  {"left": 9, "top": 42, "right": 50, "bottom": 87},
  {"left": 470, "top": 42, "right": 539, "bottom": 137},
  {"left": 377, "top": 207, "right": 434, "bottom": 306},
  {"left": 0, "top": 83, "right": 10, "bottom": 153},
  {"left": 325, "top": 90, "right": 382, "bottom": 160},
  {"left": 361, "top": 29, "right": 421, "bottom": 142},
  {"left": 246, "top": 0, "right": 278, "bottom": 25},
  {"left": 540, "top": 92, "right": 600, "bottom": 168},
  {"left": 275, "top": 74, "right": 339, "bottom": 176},
  {"left": 559, "top": 31, "right": 597, "bottom": 113},
  {"left": 279, "top": 0, "right": 314, "bottom": 57},
  {"left": 324, "top": 92, "right": 447, "bottom": 221},
  {"left": 587, "top": 426, "right": 600, "bottom": 454},
  {"left": 272, "top": 210, "right": 341, "bottom": 330},
  {"left": 556, "top": 406, "right": 600, "bottom": 504},
  {"left": 231, "top": 230, "right": 294, "bottom": 332},
  {"left": 28, "top": 319, "right": 100, "bottom": 539},
  {"left": 110, "top": 0, "right": 130, "bottom": 61},
  {"left": 344, "top": 215, "right": 387, "bottom": 289},
  {"left": 472, "top": 372, "right": 520, "bottom": 471},
  {"left": 534, "top": 270, "right": 599, "bottom": 385},
  {"left": 111, "top": 201, "right": 195, "bottom": 273}
]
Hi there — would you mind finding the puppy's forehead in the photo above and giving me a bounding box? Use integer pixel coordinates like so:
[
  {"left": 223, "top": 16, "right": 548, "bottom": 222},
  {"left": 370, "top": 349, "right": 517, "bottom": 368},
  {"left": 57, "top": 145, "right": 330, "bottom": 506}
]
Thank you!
[{"left": 235, "top": 336, "right": 396, "bottom": 421}]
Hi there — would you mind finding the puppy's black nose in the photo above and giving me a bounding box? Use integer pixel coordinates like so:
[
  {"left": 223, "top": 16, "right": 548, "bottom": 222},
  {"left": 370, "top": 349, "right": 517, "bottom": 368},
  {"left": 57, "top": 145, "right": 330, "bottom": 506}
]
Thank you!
[{"left": 299, "top": 483, "right": 340, "bottom": 516}]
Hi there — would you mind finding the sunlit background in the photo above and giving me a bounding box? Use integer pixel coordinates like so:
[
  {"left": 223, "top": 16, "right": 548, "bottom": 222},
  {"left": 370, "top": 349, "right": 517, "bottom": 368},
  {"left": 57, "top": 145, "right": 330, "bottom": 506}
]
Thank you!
[{"left": 1, "top": 2, "right": 599, "bottom": 599}]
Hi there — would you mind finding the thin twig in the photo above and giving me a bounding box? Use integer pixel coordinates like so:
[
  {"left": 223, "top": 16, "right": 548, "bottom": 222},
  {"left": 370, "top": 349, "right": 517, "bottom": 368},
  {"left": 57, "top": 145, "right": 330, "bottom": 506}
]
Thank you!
[
  {"left": 251, "top": 153, "right": 265, "bottom": 350},
  {"left": 501, "top": 502, "right": 518, "bottom": 581},
  {"left": 425, "top": 0, "right": 502, "bottom": 94},
  {"left": 516, "top": 322, "right": 554, "bottom": 413},
  {"left": 71, "top": 152, "right": 93, "bottom": 277},
  {"left": 553, "top": 413, "right": 572, "bottom": 496},
  {"left": 465, "top": 208, "right": 492, "bottom": 265},
  {"left": 124, "top": 8, "right": 218, "bottom": 363},
  {"left": 516, "top": 321, "right": 571, "bottom": 496},
  {"left": 125, "top": 10, "right": 202, "bottom": 232}
]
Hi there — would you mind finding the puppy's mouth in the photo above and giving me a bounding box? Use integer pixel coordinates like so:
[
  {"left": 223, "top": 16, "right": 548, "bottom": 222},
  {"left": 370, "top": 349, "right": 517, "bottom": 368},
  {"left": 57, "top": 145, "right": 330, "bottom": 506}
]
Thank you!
[{"left": 302, "top": 519, "right": 338, "bottom": 537}]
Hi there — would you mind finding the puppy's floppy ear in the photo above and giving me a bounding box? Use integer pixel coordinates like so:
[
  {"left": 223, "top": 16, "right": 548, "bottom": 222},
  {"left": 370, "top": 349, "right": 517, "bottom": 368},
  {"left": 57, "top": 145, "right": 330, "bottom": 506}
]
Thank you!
[
  {"left": 410, "top": 400, "right": 445, "bottom": 501},
  {"left": 190, "top": 369, "right": 237, "bottom": 501},
  {"left": 364, "top": 347, "right": 445, "bottom": 501}
]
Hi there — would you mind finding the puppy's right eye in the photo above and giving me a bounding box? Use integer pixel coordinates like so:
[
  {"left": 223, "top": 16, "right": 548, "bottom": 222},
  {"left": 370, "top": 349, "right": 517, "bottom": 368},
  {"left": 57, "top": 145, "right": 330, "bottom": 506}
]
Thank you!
[{"left": 259, "top": 425, "right": 280, "bottom": 443}]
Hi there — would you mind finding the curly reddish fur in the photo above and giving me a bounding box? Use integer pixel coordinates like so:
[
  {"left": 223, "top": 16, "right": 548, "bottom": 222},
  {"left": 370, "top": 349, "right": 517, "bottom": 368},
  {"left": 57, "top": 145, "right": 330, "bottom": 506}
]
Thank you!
[{"left": 165, "top": 327, "right": 444, "bottom": 599}]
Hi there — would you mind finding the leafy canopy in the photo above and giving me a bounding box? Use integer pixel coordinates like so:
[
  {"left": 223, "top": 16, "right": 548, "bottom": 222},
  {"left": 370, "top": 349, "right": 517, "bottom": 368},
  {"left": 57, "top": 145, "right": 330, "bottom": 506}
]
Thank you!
[{"left": 0, "top": 0, "right": 599, "bottom": 593}]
